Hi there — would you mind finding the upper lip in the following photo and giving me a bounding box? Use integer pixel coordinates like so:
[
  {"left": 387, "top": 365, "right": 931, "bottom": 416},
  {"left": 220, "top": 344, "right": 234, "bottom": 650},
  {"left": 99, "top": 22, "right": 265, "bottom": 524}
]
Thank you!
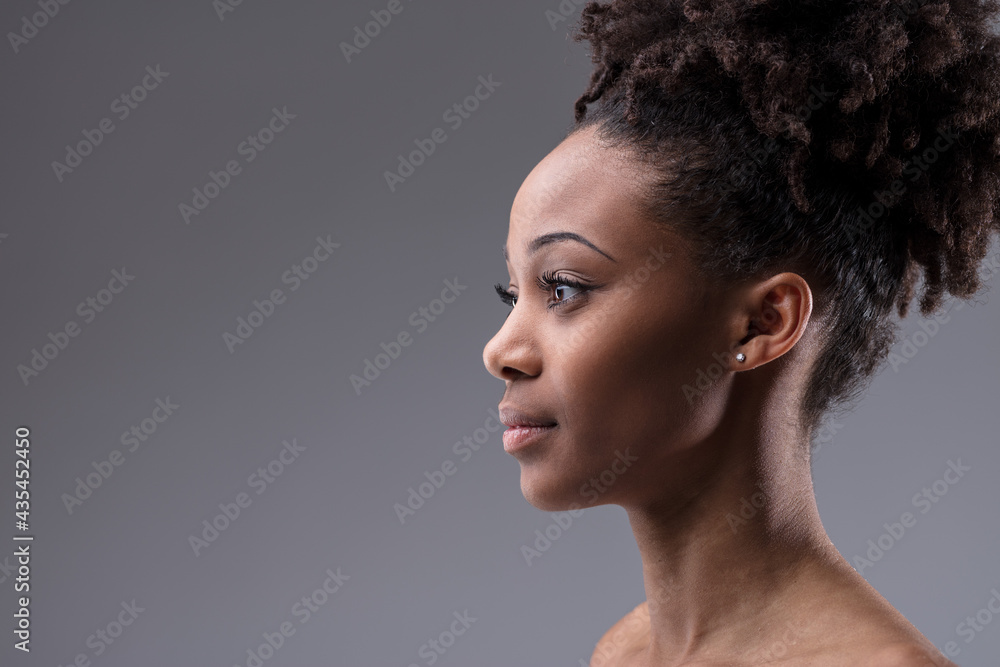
[{"left": 498, "top": 405, "right": 557, "bottom": 428}]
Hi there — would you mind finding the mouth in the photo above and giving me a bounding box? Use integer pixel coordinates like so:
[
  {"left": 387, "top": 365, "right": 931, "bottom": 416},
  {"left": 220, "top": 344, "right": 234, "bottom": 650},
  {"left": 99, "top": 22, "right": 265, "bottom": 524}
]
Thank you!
[
  {"left": 498, "top": 404, "right": 557, "bottom": 453},
  {"left": 497, "top": 405, "right": 557, "bottom": 429}
]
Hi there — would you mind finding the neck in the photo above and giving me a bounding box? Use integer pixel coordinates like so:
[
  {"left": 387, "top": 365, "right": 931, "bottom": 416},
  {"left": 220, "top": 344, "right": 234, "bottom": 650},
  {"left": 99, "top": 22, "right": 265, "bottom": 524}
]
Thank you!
[{"left": 621, "top": 402, "right": 850, "bottom": 665}]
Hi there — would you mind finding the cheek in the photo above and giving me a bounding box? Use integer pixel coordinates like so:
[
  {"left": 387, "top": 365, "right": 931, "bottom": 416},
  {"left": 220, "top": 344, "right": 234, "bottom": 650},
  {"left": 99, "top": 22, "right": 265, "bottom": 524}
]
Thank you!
[{"left": 555, "top": 314, "right": 699, "bottom": 461}]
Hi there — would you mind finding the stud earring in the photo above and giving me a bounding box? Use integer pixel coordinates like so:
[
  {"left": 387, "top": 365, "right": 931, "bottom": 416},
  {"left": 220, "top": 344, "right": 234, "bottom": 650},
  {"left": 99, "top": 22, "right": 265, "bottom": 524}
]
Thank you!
[{"left": 735, "top": 353, "right": 746, "bottom": 362}]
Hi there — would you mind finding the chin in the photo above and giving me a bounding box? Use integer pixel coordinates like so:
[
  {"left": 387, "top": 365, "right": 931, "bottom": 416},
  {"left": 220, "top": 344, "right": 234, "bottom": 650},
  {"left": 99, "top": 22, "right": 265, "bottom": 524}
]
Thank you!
[
  {"left": 515, "top": 440, "right": 639, "bottom": 512},
  {"left": 518, "top": 466, "right": 595, "bottom": 512}
]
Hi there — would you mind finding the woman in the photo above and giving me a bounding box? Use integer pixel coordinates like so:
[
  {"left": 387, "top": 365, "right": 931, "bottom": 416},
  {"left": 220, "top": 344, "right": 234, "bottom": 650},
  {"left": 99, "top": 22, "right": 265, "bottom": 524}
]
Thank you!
[{"left": 482, "top": 0, "right": 1000, "bottom": 664}]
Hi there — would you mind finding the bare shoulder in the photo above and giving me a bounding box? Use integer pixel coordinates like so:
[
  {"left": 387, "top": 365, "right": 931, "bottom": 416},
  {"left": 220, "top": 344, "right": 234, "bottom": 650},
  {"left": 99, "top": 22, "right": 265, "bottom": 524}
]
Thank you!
[
  {"left": 762, "top": 640, "right": 959, "bottom": 667},
  {"left": 857, "top": 642, "right": 959, "bottom": 667},
  {"left": 797, "top": 599, "right": 960, "bottom": 666},
  {"left": 587, "top": 597, "right": 957, "bottom": 666},
  {"left": 589, "top": 600, "right": 649, "bottom": 666}
]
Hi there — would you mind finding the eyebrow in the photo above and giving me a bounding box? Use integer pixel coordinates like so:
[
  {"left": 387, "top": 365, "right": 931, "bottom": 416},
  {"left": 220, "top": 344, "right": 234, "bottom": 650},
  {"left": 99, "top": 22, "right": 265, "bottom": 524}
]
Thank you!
[{"left": 501, "top": 232, "right": 617, "bottom": 263}]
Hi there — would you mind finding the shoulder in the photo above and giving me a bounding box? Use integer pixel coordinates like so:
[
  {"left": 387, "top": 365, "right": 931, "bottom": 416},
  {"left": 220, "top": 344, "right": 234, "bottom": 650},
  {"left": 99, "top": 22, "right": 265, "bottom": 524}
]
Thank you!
[
  {"left": 858, "top": 642, "right": 958, "bottom": 667},
  {"left": 588, "top": 600, "right": 956, "bottom": 667},
  {"left": 590, "top": 601, "right": 649, "bottom": 665}
]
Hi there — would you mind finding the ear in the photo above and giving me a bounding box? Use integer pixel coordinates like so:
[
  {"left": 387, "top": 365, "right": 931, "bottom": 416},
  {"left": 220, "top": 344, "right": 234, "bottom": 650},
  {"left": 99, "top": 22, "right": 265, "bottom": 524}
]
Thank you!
[{"left": 733, "top": 272, "right": 813, "bottom": 370}]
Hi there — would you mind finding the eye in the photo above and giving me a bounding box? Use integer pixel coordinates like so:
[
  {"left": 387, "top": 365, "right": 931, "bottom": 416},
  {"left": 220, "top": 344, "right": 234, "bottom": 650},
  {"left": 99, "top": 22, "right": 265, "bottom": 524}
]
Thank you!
[
  {"left": 494, "top": 272, "right": 592, "bottom": 312},
  {"left": 535, "top": 270, "right": 590, "bottom": 309}
]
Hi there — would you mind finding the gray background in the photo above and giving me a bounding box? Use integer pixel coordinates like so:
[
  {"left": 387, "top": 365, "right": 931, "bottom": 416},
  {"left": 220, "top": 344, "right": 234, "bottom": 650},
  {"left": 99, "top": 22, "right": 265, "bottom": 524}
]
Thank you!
[{"left": 1, "top": 1, "right": 998, "bottom": 665}]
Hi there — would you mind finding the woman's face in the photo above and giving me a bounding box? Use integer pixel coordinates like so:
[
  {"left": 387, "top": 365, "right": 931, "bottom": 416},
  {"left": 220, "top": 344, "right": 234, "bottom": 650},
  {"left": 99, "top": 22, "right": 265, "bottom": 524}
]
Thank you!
[{"left": 483, "top": 125, "right": 742, "bottom": 512}]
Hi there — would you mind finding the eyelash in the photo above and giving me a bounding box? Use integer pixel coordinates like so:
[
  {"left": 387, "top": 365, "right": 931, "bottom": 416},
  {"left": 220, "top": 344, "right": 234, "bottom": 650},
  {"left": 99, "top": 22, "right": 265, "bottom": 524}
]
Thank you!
[{"left": 493, "top": 270, "right": 591, "bottom": 311}]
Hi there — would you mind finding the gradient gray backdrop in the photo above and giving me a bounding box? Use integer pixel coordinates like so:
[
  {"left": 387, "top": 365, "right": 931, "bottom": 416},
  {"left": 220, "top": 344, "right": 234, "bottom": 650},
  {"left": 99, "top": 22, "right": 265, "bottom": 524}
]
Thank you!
[{"left": 1, "top": 1, "right": 998, "bottom": 665}]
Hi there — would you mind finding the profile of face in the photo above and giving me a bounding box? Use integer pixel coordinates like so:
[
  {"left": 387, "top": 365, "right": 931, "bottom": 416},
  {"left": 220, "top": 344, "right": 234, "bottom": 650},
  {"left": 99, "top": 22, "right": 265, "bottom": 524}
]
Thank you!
[{"left": 483, "top": 125, "right": 754, "bottom": 513}]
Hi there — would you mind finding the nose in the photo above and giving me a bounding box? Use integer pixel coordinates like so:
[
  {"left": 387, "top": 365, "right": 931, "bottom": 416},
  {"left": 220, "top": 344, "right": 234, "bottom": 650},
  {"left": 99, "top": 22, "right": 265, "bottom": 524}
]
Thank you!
[{"left": 482, "top": 310, "right": 541, "bottom": 381}]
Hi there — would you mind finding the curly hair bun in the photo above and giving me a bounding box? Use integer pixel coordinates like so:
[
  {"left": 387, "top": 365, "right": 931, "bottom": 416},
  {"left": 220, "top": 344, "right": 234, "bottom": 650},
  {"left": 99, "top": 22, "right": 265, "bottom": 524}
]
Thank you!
[{"left": 569, "top": 0, "right": 1000, "bottom": 427}]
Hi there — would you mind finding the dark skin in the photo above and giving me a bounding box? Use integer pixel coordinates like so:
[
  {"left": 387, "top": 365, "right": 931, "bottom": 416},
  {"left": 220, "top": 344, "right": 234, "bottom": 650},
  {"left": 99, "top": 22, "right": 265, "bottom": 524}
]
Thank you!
[{"left": 482, "top": 125, "right": 958, "bottom": 667}]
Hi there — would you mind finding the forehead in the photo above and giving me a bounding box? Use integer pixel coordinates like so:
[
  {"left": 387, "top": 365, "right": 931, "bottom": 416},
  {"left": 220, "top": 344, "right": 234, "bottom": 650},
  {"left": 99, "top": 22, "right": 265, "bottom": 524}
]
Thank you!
[{"left": 505, "top": 126, "right": 661, "bottom": 264}]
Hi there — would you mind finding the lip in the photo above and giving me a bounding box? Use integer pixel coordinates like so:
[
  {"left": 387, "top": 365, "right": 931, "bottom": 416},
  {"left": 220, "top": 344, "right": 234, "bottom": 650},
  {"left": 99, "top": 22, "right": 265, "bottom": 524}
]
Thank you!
[
  {"left": 498, "top": 405, "right": 557, "bottom": 429},
  {"left": 502, "top": 424, "right": 556, "bottom": 453},
  {"left": 498, "top": 404, "right": 557, "bottom": 453}
]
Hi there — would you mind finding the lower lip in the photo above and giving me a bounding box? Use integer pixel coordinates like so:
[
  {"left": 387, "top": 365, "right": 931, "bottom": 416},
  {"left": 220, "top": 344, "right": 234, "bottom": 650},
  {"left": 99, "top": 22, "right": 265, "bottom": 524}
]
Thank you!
[{"left": 502, "top": 425, "right": 556, "bottom": 453}]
